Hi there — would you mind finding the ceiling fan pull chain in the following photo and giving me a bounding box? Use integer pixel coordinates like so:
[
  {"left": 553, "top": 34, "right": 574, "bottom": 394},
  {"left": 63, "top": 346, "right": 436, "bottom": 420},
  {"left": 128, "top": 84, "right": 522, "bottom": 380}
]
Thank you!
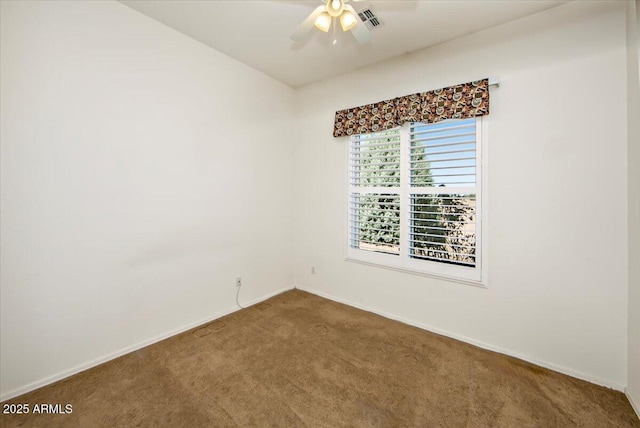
[{"left": 332, "top": 17, "right": 338, "bottom": 45}]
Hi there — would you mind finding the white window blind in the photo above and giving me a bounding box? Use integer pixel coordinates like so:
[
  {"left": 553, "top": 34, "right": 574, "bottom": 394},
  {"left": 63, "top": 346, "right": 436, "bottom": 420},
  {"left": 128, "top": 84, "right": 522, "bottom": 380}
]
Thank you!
[
  {"left": 348, "top": 118, "right": 484, "bottom": 284},
  {"left": 408, "top": 119, "right": 477, "bottom": 268},
  {"left": 349, "top": 129, "right": 401, "bottom": 255}
]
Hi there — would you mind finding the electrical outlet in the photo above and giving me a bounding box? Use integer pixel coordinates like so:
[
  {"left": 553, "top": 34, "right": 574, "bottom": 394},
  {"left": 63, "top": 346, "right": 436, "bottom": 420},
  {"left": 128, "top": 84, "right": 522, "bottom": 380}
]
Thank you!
[
  {"left": 235, "top": 277, "right": 242, "bottom": 287},
  {"left": 311, "top": 266, "right": 316, "bottom": 274}
]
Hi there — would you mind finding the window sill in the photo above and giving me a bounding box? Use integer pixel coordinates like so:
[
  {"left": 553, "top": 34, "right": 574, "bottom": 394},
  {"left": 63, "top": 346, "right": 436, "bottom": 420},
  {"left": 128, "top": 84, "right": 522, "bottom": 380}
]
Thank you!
[{"left": 345, "top": 257, "right": 487, "bottom": 289}]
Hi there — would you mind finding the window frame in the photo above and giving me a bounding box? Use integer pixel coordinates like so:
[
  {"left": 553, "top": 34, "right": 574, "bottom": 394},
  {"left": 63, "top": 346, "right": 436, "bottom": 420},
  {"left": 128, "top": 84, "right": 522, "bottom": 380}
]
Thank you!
[{"left": 345, "top": 117, "right": 487, "bottom": 287}]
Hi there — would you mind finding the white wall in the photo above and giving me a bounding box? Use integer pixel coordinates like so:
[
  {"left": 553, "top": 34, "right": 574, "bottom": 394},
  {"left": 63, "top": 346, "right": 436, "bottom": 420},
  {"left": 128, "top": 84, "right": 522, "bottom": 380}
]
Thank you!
[
  {"left": 627, "top": 0, "right": 640, "bottom": 415},
  {"left": 294, "top": 1, "right": 629, "bottom": 389},
  {"left": 0, "top": 1, "right": 295, "bottom": 400}
]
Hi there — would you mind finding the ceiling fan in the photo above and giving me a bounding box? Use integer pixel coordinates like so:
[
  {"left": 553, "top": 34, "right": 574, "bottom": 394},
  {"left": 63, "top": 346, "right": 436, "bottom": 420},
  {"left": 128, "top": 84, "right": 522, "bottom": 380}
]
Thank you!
[{"left": 290, "top": 0, "right": 372, "bottom": 45}]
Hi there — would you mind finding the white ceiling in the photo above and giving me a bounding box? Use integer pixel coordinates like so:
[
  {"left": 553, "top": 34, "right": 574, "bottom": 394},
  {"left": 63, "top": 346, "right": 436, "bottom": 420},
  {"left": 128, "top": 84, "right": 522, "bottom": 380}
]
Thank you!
[{"left": 120, "top": 0, "right": 568, "bottom": 88}]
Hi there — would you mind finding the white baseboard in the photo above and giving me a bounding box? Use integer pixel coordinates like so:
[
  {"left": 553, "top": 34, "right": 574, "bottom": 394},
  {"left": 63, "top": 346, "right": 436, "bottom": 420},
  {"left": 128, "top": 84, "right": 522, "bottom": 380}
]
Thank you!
[
  {"left": 0, "top": 285, "right": 295, "bottom": 402},
  {"left": 627, "top": 388, "right": 640, "bottom": 419},
  {"left": 297, "top": 285, "right": 626, "bottom": 392}
]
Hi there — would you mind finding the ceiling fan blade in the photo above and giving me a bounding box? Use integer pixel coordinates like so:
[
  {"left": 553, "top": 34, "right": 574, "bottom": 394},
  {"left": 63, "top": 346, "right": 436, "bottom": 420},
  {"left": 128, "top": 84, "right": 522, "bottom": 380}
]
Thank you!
[
  {"left": 345, "top": 4, "right": 371, "bottom": 44},
  {"left": 290, "top": 5, "right": 326, "bottom": 41}
]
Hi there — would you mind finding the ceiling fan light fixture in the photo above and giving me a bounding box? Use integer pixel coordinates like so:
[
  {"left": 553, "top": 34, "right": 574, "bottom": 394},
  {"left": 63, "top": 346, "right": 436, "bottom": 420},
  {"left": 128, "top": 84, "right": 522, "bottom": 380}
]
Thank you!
[
  {"left": 326, "top": 0, "right": 344, "bottom": 18},
  {"left": 340, "top": 10, "right": 357, "bottom": 32},
  {"left": 314, "top": 12, "right": 332, "bottom": 32}
]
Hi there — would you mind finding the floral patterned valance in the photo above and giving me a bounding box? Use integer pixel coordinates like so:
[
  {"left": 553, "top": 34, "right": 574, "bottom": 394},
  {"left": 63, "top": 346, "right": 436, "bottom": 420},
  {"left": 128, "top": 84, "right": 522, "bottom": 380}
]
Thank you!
[{"left": 333, "top": 79, "right": 490, "bottom": 137}]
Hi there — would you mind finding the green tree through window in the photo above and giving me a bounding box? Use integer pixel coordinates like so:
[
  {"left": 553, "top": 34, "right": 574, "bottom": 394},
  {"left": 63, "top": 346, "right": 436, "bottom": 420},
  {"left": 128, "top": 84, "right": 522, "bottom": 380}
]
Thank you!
[{"left": 352, "top": 129, "right": 400, "bottom": 254}]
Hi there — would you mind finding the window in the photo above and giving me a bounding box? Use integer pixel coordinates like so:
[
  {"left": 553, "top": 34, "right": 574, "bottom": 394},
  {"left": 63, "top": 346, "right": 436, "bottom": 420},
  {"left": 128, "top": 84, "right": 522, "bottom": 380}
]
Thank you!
[{"left": 347, "top": 118, "right": 484, "bottom": 284}]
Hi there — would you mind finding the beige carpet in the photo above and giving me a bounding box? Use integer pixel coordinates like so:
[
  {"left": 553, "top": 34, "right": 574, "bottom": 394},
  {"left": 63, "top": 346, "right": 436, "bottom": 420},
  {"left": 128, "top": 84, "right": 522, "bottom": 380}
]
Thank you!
[{"left": 1, "top": 290, "right": 638, "bottom": 427}]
